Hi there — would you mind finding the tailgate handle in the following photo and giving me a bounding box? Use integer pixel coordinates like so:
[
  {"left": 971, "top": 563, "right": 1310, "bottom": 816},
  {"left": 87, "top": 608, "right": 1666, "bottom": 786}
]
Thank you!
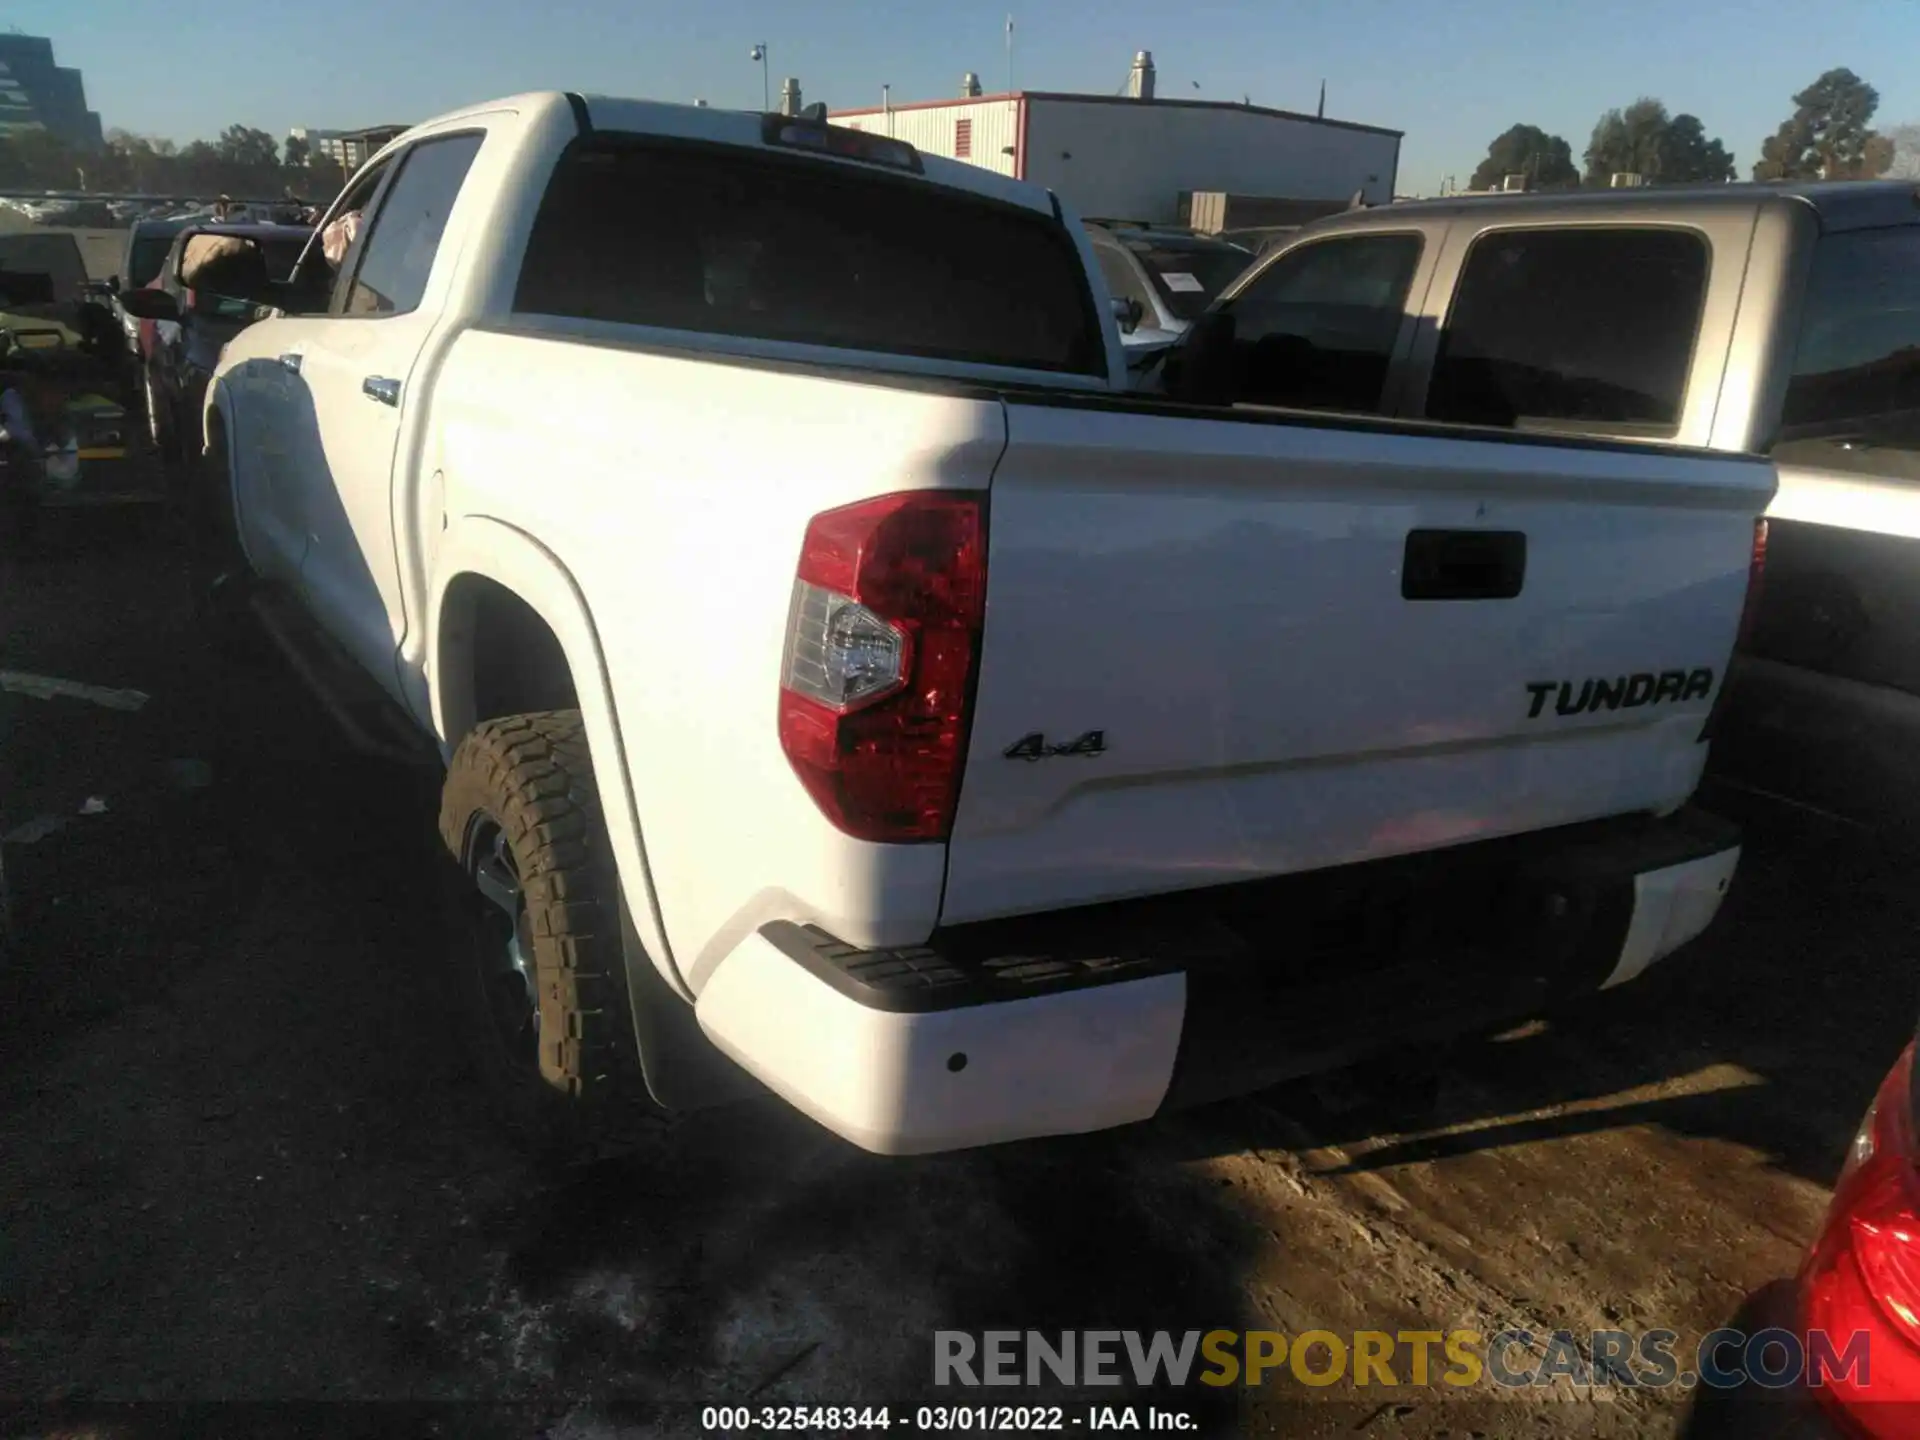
[{"left": 1402, "top": 529, "right": 1526, "bottom": 601}]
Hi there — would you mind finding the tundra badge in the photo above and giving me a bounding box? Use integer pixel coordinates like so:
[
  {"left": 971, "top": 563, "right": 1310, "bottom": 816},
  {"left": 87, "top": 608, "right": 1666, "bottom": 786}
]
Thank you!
[{"left": 1526, "top": 669, "right": 1715, "bottom": 719}]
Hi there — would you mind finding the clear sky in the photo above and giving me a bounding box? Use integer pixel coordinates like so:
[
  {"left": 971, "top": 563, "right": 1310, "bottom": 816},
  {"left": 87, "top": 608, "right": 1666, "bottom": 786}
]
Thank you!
[{"left": 21, "top": 0, "right": 1920, "bottom": 194}]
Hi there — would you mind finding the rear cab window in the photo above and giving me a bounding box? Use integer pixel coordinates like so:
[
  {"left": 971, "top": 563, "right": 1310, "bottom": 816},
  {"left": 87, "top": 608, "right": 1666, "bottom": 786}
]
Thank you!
[
  {"left": 1423, "top": 227, "right": 1710, "bottom": 439},
  {"left": 512, "top": 135, "right": 1105, "bottom": 378}
]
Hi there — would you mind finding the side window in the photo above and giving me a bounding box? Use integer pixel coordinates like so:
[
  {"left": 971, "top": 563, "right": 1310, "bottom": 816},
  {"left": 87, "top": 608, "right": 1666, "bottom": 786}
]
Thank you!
[
  {"left": 1426, "top": 227, "right": 1709, "bottom": 438},
  {"left": 1777, "top": 226, "right": 1920, "bottom": 449},
  {"left": 1092, "top": 239, "right": 1156, "bottom": 317},
  {"left": 338, "top": 133, "right": 483, "bottom": 318},
  {"left": 306, "top": 158, "right": 392, "bottom": 303},
  {"left": 1224, "top": 233, "right": 1422, "bottom": 413}
]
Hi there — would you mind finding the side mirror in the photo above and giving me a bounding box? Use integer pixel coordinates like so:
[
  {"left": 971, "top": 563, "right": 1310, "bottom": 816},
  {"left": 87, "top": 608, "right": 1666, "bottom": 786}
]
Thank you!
[
  {"left": 116, "top": 287, "right": 181, "bottom": 322},
  {"left": 174, "top": 232, "right": 272, "bottom": 306},
  {"left": 1110, "top": 295, "right": 1144, "bottom": 335}
]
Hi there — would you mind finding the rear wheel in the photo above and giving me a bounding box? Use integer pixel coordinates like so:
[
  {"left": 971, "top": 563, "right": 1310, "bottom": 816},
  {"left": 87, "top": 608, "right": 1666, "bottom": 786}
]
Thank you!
[{"left": 438, "top": 710, "right": 662, "bottom": 1155}]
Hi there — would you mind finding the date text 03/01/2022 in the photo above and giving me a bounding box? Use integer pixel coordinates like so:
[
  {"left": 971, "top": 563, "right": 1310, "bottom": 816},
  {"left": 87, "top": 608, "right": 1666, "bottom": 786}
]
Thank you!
[{"left": 700, "top": 1405, "right": 1197, "bottom": 1431}]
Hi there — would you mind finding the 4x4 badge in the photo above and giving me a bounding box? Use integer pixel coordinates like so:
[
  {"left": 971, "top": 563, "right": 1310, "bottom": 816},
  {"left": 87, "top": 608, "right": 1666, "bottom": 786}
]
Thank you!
[{"left": 1004, "top": 730, "right": 1107, "bottom": 762}]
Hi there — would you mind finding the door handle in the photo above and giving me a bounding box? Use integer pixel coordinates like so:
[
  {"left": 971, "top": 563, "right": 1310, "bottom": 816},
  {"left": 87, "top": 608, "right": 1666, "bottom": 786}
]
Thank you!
[
  {"left": 278, "top": 352, "right": 302, "bottom": 373},
  {"left": 362, "top": 376, "right": 400, "bottom": 407},
  {"left": 1401, "top": 529, "right": 1527, "bottom": 601}
]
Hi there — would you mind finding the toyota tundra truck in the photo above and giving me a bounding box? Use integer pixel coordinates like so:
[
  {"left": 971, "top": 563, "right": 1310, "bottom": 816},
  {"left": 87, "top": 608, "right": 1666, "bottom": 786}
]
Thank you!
[{"left": 118, "top": 93, "right": 1770, "bottom": 1157}]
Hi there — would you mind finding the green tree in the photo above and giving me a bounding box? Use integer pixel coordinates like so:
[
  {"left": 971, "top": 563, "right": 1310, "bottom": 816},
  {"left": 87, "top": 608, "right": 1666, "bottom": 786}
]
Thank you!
[
  {"left": 283, "top": 132, "right": 309, "bottom": 168},
  {"left": 1584, "top": 98, "right": 1670, "bottom": 184},
  {"left": 1753, "top": 68, "right": 1891, "bottom": 180},
  {"left": 1468, "top": 124, "right": 1578, "bottom": 190},
  {"left": 1657, "top": 114, "right": 1737, "bottom": 183},
  {"left": 215, "top": 124, "right": 279, "bottom": 169}
]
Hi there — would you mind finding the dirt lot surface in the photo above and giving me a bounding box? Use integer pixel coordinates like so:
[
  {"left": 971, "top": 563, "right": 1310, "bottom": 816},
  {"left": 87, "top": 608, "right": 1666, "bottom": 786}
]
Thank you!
[{"left": 0, "top": 234, "right": 1911, "bottom": 1439}]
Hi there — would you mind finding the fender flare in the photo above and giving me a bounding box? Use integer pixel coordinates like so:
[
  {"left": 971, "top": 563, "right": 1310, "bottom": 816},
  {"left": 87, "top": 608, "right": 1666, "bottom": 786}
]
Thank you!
[{"left": 428, "top": 515, "right": 688, "bottom": 1002}]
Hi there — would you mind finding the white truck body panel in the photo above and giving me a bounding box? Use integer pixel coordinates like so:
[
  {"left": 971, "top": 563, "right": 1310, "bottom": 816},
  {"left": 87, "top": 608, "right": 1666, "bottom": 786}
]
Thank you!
[
  {"left": 947, "top": 402, "right": 1768, "bottom": 921},
  {"left": 426, "top": 332, "right": 1008, "bottom": 981}
]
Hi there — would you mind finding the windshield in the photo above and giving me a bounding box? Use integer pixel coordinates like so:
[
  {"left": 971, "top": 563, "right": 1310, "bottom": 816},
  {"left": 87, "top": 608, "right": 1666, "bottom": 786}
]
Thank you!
[{"left": 1126, "top": 242, "right": 1253, "bottom": 321}]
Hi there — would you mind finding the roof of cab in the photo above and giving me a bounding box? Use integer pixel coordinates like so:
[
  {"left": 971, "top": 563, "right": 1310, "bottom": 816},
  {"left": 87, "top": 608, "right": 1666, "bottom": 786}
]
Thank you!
[
  {"left": 391, "top": 91, "right": 1059, "bottom": 218},
  {"left": 1336, "top": 178, "right": 1920, "bottom": 234}
]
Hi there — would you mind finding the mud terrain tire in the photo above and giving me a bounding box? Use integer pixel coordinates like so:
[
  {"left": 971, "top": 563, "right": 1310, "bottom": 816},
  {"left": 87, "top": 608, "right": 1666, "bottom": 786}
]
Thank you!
[{"left": 438, "top": 710, "right": 661, "bottom": 1155}]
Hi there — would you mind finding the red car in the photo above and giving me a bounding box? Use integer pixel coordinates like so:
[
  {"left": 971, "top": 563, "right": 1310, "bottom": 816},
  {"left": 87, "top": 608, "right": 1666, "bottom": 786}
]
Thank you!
[{"left": 1691, "top": 1033, "right": 1920, "bottom": 1437}]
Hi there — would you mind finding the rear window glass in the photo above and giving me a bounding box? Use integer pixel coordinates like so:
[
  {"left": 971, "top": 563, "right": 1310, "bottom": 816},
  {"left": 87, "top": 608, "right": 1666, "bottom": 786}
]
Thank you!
[
  {"left": 1125, "top": 241, "right": 1252, "bottom": 321},
  {"left": 1780, "top": 226, "right": 1920, "bottom": 439},
  {"left": 1425, "top": 227, "right": 1709, "bottom": 438},
  {"left": 514, "top": 137, "right": 1103, "bottom": 376}
]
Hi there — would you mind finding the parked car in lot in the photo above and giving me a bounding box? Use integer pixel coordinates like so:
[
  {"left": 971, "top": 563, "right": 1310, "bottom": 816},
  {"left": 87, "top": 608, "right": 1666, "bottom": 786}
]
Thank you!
[
  {"left": 1685, "top": 1025, "right": 1920, "bottom": 1438},
  {"left": 123, "top": 92, "right": 1768, "bottom": 1159},
  {"left": 1084, "top": 221, "right": 1253, "bottom": 360},
  {"left": 0, "top": 232, "right": 155, "bottom": 520},
  {"left": 1180, "top": 182, "right": 1920, "bottom": 833},
  {"left": 138, "top": 222, "right": 311, "bottom": 460},
  {"left": 100, "top": 217, "right": 191, "bottom": 356}
]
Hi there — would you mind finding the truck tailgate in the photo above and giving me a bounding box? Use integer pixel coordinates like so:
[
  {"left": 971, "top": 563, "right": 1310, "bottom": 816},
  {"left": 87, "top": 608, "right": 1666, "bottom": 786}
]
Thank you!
[{"left": 942, "top": 401, "right": 1774, "bottom": 925}]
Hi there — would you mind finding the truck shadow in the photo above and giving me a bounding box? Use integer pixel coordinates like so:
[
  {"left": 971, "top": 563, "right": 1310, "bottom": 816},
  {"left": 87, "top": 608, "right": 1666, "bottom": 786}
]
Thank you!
[{"left": 1161, "top": 778, "right": 1916, "bottom": 1193}]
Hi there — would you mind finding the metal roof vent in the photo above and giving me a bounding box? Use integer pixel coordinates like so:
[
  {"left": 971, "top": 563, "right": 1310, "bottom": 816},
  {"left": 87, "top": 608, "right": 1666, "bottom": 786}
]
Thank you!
[
  {"left": 1128, "top": 50, "right": 1155, "bottom": 101},
  {"left": 961, "top": 72, "right": 982, "bottom": 98}
]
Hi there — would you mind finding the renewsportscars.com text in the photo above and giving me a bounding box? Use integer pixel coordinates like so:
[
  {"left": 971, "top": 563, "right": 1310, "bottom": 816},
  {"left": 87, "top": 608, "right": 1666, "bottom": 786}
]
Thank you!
[{"left": 934, "top": 1327, "right": 1871, "bottom": 1391}]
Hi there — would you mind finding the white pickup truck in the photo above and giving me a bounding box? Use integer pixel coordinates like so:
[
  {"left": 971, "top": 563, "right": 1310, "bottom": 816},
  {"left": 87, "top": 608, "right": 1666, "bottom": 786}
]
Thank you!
[{"left": 121, "top": 93, "right": 1770, "bottom": 1158}]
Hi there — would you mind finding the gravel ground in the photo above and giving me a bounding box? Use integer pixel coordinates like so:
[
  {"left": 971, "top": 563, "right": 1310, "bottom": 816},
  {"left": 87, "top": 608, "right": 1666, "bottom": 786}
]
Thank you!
[{"left": 0, "top": 232, "right": 1910, "bottom": 1440}]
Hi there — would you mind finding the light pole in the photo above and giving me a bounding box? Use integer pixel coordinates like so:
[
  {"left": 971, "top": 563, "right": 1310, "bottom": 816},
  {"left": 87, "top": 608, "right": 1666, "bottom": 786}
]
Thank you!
[{"left": 749, "top": 44, "right": 769, "bottom": 112}]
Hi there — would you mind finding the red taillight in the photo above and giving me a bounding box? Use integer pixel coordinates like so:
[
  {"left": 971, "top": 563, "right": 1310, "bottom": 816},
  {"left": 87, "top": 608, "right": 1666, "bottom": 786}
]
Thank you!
[
  {"left": 1798, "top": 1043, "right": 1920, "bottom": 1435},
  {"left": 778, "top": 491, "right": 987, "bottom": 843},
  {"left": 1699, "top": 518, "right": 1768, "bottom": 742}
]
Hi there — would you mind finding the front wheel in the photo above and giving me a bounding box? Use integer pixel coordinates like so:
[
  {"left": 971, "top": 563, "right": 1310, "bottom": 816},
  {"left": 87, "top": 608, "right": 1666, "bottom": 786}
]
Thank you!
[{"left": 438, "top": 710, "right": 661, "bottom": 1154}]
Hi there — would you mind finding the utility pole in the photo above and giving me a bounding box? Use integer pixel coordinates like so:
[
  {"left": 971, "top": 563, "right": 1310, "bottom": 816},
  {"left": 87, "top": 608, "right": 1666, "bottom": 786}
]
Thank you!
[{"left": 749, "top": 43, "right": 770, "bottom": 112}]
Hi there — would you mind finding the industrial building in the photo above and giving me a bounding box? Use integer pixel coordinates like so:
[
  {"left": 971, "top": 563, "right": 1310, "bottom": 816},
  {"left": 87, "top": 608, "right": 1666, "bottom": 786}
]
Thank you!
[
  {"left": 829, "top": 52, "right": 1400, "bottom": 226},
  {"left": 0, "top": 33, "right": 103, "bottom": 150},
  {"left": 288, "top": 124, "right": 410, "bottom": 173}
]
